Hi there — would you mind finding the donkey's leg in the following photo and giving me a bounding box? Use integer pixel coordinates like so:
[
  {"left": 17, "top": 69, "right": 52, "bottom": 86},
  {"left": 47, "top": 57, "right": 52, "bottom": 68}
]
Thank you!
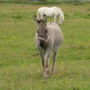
[
  {"left": 43, "top": 50, "right": 51, "bottom": 78},
  {"left": 52, "top": 51, "right": 57, "bottom": 73},
  {"left": 39, "top": 50, "right": 45, "bottom": 73}
]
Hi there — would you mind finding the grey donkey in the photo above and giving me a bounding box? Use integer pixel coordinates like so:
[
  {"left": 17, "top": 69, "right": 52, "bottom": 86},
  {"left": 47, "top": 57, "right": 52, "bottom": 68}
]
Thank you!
[{"left": 34, "top": 15, "right": 64, "bottom": 78}]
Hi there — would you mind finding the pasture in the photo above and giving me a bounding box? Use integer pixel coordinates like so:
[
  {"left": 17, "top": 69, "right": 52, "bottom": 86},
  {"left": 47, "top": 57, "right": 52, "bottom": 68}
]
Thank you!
[{"left": 0, "top": 3, "right": 90, "bottom": 90}]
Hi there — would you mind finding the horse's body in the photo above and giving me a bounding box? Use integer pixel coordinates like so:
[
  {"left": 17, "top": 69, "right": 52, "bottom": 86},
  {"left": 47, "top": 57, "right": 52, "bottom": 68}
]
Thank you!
[
  {"left": 34, "top": 15, "right": 64, "bottom": 78},
  {"left": 37, "top": 6, "right": 64, "bottom": 24}
]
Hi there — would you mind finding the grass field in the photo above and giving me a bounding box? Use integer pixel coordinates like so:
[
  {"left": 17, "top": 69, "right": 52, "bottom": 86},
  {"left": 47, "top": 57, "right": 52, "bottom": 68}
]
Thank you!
[{"left": 0, "top": 3, "right": 90, "bottom": 90}]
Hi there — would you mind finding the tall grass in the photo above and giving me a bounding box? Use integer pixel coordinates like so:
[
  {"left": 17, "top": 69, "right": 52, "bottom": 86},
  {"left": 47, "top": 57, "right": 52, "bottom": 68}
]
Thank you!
[{"left": 0, "top": 0, "right": 90, "bottom": 5}]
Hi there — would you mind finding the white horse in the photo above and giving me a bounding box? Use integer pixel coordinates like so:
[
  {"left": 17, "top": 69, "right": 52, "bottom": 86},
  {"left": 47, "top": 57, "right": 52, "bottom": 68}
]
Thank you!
[{"left": 37, "top": 6, "right": 64, "bottom": 24}]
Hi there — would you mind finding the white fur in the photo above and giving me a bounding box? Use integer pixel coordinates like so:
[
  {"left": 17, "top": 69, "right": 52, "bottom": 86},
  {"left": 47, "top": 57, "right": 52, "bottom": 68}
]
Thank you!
[{"left": 37, "top": 6, "right": 64, "bottom": 24}]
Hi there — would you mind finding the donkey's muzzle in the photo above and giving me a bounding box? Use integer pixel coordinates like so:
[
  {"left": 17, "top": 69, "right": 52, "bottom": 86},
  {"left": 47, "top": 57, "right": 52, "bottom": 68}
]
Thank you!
[{"left": 38, "top": 37, "right": 48, "bottom": 49}]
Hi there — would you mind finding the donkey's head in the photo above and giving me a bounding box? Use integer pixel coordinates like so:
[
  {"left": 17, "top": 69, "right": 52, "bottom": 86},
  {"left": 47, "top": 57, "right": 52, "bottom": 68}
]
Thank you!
[{"left": 34, "top": 15, "right": 48, "bottom": 40}]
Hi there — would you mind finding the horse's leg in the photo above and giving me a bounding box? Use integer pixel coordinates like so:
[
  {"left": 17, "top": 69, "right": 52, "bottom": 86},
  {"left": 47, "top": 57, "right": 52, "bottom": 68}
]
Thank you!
[
  {"left": 40, "top": 14, "right": 44, "bottom": 20},
  {"left": 52, "top": 51, "right": 57, "bottom": 73},
  {"left": 59, "top": 15, "right": 61, "bottom": 24},
  {"left": 43, "top": 49, "right": 51, "bottom": 78}
]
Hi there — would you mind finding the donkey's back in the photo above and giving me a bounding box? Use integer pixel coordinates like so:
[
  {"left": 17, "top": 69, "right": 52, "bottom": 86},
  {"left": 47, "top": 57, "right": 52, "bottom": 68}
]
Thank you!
[{"left": 47, "top": 22, "right": 64, "bottom": 52}]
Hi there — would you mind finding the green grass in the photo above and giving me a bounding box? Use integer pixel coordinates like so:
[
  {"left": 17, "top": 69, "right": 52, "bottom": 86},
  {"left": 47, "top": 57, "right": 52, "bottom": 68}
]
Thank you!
[{"left": 0, "top": 3, "right": 90, "bottom": 90}]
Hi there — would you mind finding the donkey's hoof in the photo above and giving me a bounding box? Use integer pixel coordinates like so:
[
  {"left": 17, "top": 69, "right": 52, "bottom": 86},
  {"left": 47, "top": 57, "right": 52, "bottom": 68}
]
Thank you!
[{"left": 43, "top": 74, "right": 49, "bottom": 78}]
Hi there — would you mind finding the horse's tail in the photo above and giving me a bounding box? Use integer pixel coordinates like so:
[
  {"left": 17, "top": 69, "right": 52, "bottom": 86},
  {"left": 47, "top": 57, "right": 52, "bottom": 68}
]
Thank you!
[
  {"left": 58, "top": 8, "right": 64, "bottom": 24},
  {"left": 59, "top": 14, "right": 64, "bottom": 24}
]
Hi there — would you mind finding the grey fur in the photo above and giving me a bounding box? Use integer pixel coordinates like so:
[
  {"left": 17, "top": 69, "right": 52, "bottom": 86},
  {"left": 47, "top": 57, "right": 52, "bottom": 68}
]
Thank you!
[{"left": 34, "top": 15, "right": 64, "bottom": 78}]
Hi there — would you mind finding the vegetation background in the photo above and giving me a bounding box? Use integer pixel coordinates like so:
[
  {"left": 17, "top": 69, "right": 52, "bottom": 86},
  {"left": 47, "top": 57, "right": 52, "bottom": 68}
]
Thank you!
[{"left": 0, "top": 0, "right": 90, "bottom": 90}]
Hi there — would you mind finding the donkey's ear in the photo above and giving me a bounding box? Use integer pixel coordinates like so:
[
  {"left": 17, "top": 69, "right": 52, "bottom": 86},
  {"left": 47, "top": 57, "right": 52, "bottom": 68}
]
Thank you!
[
  {"left": 43, "top": 14, "right": 47, "bottom": 23},
  {"left": 34, "top": 15, "right": 40, "bottom": 24}
]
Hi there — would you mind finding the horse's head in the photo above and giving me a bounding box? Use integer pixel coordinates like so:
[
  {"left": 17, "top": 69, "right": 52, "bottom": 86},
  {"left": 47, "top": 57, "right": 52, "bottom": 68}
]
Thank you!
[{"left": 34, "top": 15, "right": 48, "bottom": 41}]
